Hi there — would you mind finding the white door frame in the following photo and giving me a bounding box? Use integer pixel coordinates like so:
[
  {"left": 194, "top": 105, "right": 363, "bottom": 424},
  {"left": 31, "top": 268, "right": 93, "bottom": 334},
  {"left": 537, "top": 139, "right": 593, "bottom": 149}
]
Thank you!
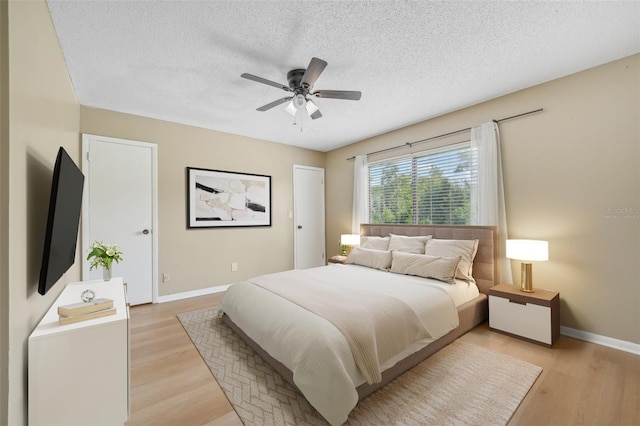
[
  {"left": 293, "top": 165, "right": 325, "bottom": 269},
  {"left": 81, "top": 134, "right": 159, "bottom": 303}
]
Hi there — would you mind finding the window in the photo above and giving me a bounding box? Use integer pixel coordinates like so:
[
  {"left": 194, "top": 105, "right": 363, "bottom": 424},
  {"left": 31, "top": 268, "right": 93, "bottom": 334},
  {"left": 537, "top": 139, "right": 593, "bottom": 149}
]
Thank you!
[{"left": 368, "top": 142, "right": 478, "bottom": 225}]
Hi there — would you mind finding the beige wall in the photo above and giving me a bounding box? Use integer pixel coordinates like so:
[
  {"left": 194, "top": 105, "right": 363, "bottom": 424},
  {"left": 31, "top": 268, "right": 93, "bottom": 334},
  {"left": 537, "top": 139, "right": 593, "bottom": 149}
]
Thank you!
[
  {"left": 80, "top": 108, "right": 325, "bottom": 296},
  {"left": 0, "top": 0, "right": 8, "bottom": 422},
  {"left": 3, "top": 1, "right": 81, "bottom": 424},
  {"left": 326, "top": 54, "right": 640, "bottom": 345},
  {"left": 2, "top": 1, "right": 638, "bottom": 422}
]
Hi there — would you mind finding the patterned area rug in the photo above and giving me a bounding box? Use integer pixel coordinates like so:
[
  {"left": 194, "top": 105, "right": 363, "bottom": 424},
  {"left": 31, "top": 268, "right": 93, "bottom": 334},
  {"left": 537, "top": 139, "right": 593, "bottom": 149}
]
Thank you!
[{"left": 177, "top": 306, "right": 542, "bottom": 426}]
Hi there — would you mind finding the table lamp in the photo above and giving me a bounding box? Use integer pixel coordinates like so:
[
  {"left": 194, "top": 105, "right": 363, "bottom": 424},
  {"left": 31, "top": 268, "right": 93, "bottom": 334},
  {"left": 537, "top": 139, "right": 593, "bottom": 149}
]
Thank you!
[
  {"left": 340, "top": 234, "right": 360, "bottom": 255},
  {"left": 506, "top": 239, "right": 549, "bottom": 293}
]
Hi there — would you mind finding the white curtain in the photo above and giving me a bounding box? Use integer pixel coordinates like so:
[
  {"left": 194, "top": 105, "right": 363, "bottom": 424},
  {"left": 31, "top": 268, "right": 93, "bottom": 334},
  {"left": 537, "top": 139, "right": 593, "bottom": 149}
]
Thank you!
[
  {"left": 470, "top": 122, "right": 512, "bottom": 284},
  {"left": 352, "top": 154, "right": 369, "bottom": 234}
]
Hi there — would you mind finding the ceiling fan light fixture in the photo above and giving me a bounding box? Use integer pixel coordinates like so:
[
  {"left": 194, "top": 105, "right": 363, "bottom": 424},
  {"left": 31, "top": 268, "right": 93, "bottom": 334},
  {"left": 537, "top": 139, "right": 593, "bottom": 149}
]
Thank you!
[
  {"left": 293, "top": 94, "right": 307, "bottom": 110},
  {"left": 305, "top": 99, "right": 319, "bottom": 115},
  {"left": 285, "top": 101, "right": 297, "bottom": 117}
]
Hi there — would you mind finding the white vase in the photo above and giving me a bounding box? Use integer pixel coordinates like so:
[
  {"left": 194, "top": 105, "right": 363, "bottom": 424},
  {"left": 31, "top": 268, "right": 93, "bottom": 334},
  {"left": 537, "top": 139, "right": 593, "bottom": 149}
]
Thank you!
[{"left": 102, "top": 265, "right": 112, "bottom": 281}]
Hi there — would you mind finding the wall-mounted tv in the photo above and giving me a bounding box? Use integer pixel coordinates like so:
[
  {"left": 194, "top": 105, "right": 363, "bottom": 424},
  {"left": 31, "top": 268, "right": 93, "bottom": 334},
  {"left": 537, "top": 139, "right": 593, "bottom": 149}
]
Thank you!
[{"left": 38, "top": 147, "right": 84, "bottom": 295}]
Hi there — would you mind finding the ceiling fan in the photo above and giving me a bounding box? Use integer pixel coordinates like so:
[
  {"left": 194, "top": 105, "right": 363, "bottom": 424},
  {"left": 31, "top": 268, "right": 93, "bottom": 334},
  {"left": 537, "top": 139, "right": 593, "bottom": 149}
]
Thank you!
[{"left": 241, "top": 57, "right": 361, "bottom": 120}]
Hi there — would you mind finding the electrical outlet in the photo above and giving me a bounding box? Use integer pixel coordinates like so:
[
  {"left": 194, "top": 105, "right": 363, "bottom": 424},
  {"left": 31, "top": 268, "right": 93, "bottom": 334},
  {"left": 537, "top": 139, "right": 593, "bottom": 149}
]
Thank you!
[
  {"left": 162, "top": 273, "right": 171, "bottom": 283},
  {"left": 231, "top": 262, "right": 238, "bottom": 272}
]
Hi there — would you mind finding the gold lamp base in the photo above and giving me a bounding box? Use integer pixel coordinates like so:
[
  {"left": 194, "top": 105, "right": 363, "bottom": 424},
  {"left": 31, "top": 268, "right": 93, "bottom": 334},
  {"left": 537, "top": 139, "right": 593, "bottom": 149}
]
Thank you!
[{"left": 520, "top": 262, "right": 535, "bottom": 293}]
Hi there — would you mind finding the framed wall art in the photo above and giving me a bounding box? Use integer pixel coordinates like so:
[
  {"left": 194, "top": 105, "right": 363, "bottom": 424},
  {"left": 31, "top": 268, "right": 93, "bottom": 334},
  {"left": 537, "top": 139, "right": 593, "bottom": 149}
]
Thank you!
[{"left": 187, "top": 167, "right": 272, "bottom": 228}]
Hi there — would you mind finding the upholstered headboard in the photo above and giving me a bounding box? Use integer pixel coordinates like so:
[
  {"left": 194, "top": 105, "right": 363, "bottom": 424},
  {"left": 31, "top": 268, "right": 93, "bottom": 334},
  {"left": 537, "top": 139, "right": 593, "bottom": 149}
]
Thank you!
[{"left": 360, "top": 224, "right": 499, "bottom": 295}]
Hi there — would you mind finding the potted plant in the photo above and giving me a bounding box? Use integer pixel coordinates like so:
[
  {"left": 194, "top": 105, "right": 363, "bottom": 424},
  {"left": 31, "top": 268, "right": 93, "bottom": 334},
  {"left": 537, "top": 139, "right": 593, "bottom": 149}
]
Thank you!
[{"left": 87, "top": 241, "right": 123, "bottom": 281}]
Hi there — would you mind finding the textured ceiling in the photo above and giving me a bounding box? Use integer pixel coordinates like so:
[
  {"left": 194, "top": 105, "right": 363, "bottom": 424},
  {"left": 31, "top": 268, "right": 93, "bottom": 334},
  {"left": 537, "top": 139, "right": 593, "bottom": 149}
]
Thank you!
[{"left": 47, "top": 1, "right": 640, "bottom": 152}]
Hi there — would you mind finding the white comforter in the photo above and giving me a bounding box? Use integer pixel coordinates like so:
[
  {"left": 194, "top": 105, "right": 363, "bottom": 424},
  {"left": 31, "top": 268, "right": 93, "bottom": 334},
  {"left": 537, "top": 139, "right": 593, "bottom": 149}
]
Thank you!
[{"left": 220, "top": 264, "right": 461, "bottom": 425}]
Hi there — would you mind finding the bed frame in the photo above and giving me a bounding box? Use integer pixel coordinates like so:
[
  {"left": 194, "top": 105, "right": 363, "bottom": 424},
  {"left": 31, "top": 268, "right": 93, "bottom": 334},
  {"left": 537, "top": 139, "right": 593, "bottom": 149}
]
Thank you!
[{"left": 223, "top": 224, "right": 499, "bottom": 401}]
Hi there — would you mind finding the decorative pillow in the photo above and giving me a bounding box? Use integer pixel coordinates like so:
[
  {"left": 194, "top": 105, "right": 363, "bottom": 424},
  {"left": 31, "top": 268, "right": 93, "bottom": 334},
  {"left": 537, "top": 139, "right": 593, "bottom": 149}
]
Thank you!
[
  {"left": 388, "top": 234, "right": 432, "bottom": 254},
  {"left": 390, "top": 251, "right": 461, "bottom": 284},
  {"left": 360, "top": 236, "right": 390, "bottom": 251},
  {"left": 424, "top": 239, "right": 479, "bottom": 282},
  {"left": 345, "top": 247, "right": 392, "bottom": 271}
]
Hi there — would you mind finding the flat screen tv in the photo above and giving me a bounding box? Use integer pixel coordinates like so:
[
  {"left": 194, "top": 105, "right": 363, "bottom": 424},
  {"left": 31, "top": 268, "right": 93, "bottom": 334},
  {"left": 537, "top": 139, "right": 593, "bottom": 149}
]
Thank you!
[{"left": 38, "top": 147, "right": 85, "bottom": 295}]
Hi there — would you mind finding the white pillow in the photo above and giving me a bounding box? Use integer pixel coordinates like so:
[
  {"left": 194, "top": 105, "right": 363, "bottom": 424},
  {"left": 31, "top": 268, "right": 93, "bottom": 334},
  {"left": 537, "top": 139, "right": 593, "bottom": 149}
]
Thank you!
[
  {"left": 345, "top": 247, "right": 392, "bottom": 271},
  {"left": 390, "top": 251, "right": 461, "bottom": 284},
  {"left": 360, "top": 236, "right": 390, "bottom": 251},
  {"left": 388, "top": 234, "right": 432, "bottom": 254},
  {"left": 424, "top": 239, "right": 479, "bottom": 282}
]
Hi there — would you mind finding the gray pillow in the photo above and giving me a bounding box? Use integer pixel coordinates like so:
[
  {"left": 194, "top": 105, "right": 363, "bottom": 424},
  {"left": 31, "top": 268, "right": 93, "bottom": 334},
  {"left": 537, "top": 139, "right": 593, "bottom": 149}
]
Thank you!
[
  {"left": 388, "top": 234, "right": 432, "bottom": 254},
  {"left": 390, "top": 251, "right": 461, "bottom": 284},
  {"left": 345, "top": 247, "right": 392, "bottom": 271},
  {"left": 423, "top": 239, "right": 479, "bottom": 282},
  {"left": 360, "top": 236, "right": 390, "bottom": 251}
]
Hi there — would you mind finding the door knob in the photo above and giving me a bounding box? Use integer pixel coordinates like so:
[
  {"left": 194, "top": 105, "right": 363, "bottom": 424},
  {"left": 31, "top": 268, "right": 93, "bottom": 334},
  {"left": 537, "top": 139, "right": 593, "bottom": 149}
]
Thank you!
[
  {"left": 297, "top": 225, "right": 303, "bottom": 229},
  {"left": 142, "top": 229, "right": 150, "bottom": 235}
]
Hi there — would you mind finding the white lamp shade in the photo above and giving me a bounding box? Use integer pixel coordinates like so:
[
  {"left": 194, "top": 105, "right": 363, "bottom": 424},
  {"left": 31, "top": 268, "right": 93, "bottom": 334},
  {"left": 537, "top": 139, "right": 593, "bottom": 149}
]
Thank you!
[
  {"left": 340, "top": 234, "right": 360, "bottom": 246},
  {"left": 506, "top": 239, "right": 548, "bottom": 261},
  {"left": 305, "top": 99, "right": 319, "bottom": 115},
  {"left": 285, "top": 101, "right": 296, "bottom": 117}
]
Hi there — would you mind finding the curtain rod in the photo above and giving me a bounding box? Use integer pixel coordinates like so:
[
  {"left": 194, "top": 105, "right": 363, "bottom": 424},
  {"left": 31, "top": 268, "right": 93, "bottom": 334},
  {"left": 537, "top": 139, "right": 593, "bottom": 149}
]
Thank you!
[{"left": 346, "top": 108, "right": 543, "bottom": 160}]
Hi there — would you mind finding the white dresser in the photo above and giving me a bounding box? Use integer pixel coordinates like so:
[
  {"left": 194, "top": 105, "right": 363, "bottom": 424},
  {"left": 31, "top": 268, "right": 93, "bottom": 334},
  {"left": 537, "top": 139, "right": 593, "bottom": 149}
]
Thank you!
[{"left": 28, "top": 277, "right": 129, "bottom": 425}]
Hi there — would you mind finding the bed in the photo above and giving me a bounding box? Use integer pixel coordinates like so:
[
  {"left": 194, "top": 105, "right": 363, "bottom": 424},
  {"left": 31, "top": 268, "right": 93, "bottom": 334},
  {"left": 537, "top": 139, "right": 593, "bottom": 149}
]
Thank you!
[{"left": 220, "top": 224, "right": 499, "bottom": 425}]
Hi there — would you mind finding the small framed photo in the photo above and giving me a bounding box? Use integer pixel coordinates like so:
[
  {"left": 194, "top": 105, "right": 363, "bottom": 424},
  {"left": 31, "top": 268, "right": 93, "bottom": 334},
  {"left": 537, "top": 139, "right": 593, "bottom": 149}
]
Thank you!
[{"left": 187, "top": 167, "right": 271, "bottom": 228}]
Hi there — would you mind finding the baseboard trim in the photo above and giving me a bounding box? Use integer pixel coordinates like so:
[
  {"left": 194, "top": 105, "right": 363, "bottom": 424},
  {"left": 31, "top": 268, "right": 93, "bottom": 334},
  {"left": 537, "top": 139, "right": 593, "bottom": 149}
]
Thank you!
[
  {"left": 157, "top": 284, "right": 231, "bottom": 303},
  {"left": 561, "top": 326, "right": 640, "bottom": 356}
]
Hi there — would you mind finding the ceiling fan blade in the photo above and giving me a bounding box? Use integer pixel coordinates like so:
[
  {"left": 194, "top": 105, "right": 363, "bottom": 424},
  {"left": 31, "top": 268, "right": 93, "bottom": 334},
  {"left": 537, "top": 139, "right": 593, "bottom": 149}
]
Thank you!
[
  {"left": 241, "top": 73, "right": 291, "bottom": 92},
  {"left": 313, "top": 90, "right": 362, "bottom": 100},
  {"left": 301, "top": 57, "right": 328, "bottom": 88},
  {"left": 257, "top": 97, "right": 293, "bottom": 111}
]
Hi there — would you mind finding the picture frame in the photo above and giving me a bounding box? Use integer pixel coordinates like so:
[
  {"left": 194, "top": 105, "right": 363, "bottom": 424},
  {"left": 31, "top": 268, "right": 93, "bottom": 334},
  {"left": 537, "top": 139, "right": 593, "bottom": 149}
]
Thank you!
[{"left": 187, "top": 167, "right": 272, "bottom": 228}]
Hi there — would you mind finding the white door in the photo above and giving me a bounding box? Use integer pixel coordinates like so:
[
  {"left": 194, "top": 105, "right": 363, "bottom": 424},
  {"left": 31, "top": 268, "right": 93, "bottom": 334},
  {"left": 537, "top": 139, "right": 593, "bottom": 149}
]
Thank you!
[
  {"left": 82, "top": 134, "right": 158, "bottom": 305},
  {"left": 293, "top": 165, "right": 325, "bottom": 269}
]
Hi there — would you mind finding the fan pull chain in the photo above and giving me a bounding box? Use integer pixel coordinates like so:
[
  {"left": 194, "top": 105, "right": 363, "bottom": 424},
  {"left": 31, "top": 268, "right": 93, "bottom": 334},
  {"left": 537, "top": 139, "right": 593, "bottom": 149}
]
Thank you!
[{"left": 292, "top": 109, "right": 304, "bottom": 132}]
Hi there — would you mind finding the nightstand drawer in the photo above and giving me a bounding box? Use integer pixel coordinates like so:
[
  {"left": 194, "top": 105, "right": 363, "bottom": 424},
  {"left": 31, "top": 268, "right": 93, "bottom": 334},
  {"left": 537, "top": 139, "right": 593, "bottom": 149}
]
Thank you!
[{"left": 489, "top": 295, "right": 552, "bottom": 345}]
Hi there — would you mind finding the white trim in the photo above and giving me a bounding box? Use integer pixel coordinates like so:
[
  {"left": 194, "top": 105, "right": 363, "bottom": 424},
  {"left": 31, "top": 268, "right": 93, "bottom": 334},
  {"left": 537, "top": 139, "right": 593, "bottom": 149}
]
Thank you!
[
  {"left": 561, "top": 326, "right": 640, "bottom": 356},
  {"left": 156, "top": 284, "right": 231, "bottom": 303},
  {"left": 81, "top": 134, "right": 159, "bottom": 303}
]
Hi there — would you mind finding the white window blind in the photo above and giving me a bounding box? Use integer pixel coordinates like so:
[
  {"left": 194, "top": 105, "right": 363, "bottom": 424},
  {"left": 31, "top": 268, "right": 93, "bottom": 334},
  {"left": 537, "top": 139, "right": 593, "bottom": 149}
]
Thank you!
[{"left": 368, "top": 142, "right": 478, "bottom": 225}]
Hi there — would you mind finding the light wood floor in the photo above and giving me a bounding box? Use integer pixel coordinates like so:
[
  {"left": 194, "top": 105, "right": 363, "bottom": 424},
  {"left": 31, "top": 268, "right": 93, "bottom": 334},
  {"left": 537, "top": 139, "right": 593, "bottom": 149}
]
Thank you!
[{"left": 126, "top": 293, "right": 640, "bottom": 425}]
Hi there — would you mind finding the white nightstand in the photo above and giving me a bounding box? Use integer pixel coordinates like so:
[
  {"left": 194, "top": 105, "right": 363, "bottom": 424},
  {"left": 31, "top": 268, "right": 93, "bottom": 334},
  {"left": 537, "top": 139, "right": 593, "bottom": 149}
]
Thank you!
[{"left": 488, "top": 283, "right": 560, "bottom": 347}]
